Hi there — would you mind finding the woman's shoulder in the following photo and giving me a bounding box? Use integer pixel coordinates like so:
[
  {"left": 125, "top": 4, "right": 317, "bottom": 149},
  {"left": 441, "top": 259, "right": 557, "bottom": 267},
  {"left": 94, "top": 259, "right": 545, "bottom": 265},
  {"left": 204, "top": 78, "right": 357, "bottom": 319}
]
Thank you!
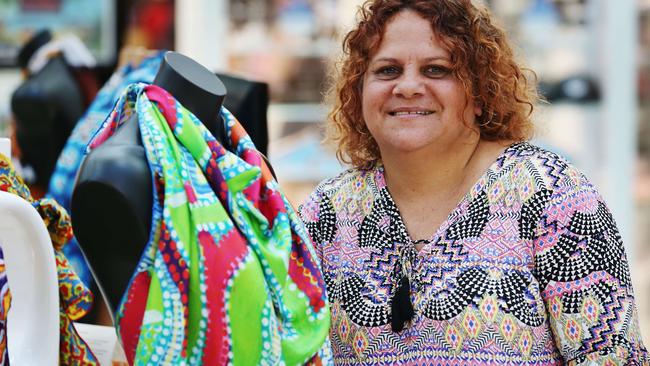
[
  {"left": 504, "top": 141, "right": 571, "bottom": 166},
  {"left": 310, "top": 166, "right": 379, "bottom": 200},
  {"left": 298, "top": 166, "right": 380, "bottom": 219},
  {"left": 502, "top": 141, "right": 589, "bottom": 193}
]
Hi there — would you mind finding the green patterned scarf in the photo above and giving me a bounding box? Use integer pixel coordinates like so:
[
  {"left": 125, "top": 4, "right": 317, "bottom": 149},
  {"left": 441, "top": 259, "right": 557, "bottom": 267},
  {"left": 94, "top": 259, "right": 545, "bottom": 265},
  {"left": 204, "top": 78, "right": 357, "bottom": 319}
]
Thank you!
[{"left": 88, "top": 83, "right": 331, "bottom": 365}]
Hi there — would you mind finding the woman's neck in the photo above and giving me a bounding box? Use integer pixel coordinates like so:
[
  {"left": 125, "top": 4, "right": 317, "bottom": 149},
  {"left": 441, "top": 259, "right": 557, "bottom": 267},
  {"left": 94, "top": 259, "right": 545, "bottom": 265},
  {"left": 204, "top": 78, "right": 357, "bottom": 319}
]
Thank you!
[
  {"left": 381, "top": 133, "right": 518, "bottom": 207},
  {"left": 383, "top": 139, "right": 480, "bottom": 201}
]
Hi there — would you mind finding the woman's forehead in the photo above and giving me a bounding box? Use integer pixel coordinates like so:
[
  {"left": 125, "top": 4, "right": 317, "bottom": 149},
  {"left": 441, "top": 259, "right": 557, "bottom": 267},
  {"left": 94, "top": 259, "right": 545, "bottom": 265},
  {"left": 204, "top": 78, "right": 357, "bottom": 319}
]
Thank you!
[{"left": 369, "top": 12, "right": 451, "bottom": 60}]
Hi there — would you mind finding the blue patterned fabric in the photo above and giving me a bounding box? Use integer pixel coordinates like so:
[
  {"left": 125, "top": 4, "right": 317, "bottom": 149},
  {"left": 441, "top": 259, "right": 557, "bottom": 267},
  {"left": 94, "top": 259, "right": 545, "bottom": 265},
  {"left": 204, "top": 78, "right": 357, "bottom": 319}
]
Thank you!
[{"left": 46, "top": 51, "right": 165, "bottom": 288}]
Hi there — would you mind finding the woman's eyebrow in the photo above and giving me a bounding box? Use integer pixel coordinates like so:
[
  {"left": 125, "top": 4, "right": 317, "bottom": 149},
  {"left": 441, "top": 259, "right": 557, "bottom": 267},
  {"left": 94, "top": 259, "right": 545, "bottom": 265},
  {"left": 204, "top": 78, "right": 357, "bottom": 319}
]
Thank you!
[
  {"left": 371, "top": 57, "right": 399, "bottom": 64},
  {"left": 422, "top": 56, "right": 451, "bottom": 62},
  {"left": 371, "top": 56, "right": 451, "bottom": 64}
]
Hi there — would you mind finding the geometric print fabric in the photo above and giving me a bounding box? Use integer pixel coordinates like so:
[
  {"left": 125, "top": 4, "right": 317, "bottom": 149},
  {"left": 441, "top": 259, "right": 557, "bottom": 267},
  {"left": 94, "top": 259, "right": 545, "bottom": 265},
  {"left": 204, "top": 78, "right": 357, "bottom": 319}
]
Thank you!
[{"left": 299, "top": 142, "right": 649, "bottom": 365}]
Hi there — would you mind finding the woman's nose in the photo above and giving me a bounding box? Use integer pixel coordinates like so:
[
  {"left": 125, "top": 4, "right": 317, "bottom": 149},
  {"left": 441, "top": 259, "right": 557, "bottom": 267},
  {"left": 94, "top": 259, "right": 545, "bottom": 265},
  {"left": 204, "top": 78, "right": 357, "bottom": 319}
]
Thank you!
[{"left": 393, "top": 73, "right": 425, "bottom": 98}]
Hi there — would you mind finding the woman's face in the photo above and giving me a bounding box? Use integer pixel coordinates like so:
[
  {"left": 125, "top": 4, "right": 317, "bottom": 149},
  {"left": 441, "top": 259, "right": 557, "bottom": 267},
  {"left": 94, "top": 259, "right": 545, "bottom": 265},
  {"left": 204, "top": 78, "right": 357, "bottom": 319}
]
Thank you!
[{"left": 361, "top": 10, "right": 481, "bottom": 158}]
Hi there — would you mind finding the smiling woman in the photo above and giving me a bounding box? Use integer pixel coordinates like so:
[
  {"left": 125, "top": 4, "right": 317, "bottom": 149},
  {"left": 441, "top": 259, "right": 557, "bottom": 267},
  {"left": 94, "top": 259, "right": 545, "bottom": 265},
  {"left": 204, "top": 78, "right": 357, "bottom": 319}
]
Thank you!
[
  {"left": 361, "top": 10, "right": 480, "bottom": 160},
  {"left": 299, "top": 0, "right": 649, "bottom": 365}
]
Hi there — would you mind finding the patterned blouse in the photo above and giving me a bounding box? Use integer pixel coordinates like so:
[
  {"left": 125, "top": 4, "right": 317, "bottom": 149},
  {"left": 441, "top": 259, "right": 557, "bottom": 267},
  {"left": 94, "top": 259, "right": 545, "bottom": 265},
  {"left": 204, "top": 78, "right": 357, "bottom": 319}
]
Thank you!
[{"left": 299, "top": 142, "right": 648, "bottom": 365}]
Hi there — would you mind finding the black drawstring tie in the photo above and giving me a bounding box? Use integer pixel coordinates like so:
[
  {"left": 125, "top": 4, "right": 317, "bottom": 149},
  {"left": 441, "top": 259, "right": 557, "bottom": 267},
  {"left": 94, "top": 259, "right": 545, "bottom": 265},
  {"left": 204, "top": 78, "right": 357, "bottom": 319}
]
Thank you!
[
  {"left": 391, "top": 274, "right": 414, "bottom": 332},
  {"left": 390, "top": 239, "right": 427, "bottom": 332}
]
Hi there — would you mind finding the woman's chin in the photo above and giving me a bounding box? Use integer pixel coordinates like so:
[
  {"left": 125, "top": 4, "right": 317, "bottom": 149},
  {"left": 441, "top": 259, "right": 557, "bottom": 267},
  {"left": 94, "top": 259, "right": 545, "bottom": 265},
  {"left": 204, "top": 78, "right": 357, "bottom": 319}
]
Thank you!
[{"left": 379, "top": 140, "right": 441, "bottom": 157}]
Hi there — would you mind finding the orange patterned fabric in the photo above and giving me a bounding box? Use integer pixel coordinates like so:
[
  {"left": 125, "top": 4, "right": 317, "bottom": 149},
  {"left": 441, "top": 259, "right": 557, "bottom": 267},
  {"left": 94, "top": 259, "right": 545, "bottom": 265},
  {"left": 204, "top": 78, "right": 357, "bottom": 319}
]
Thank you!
[{"left": 0, "top": 154, "right": 97, "bottom": 365}]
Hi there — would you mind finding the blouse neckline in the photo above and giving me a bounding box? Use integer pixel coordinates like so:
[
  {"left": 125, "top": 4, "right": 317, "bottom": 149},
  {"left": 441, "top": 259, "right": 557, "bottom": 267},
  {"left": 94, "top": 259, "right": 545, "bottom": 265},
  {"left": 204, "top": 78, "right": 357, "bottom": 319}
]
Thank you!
[{"left": 373, "top": 141, "right": 526, "bottom": 256}]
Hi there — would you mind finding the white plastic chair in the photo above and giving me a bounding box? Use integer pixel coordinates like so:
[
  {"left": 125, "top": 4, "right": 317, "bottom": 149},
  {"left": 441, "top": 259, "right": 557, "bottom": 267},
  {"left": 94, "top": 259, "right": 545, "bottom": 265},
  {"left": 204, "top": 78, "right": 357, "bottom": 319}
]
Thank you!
[{"left": 0, "top": 138, "right": 59, "bottom": 365}]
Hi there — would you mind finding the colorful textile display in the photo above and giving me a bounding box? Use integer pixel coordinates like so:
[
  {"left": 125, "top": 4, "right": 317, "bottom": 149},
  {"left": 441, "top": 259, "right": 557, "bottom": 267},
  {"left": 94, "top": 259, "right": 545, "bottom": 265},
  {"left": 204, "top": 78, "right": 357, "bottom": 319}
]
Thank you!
[
  {"left": 0, "top": 154, "right": 98, "bottom": 365},
  {"left": 299, "top": 142, "right": 648, "bottom": 365},
  {"left": 0, "top": 250, "right": 9, "bottom": 366},
  {"left": 47, "top": 51, "right": 164, "bottom": 288},
  {"left": 88, "top": 83, "right": 331, "bottom": 365}
]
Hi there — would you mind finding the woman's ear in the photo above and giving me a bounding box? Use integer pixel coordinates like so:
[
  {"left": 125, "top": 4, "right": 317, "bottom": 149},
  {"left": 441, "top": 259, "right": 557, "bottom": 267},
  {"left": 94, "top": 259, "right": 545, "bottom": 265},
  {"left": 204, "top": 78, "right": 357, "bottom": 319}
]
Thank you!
[{"left": 473, "top": 99, "right": 483, "bottom": 117}]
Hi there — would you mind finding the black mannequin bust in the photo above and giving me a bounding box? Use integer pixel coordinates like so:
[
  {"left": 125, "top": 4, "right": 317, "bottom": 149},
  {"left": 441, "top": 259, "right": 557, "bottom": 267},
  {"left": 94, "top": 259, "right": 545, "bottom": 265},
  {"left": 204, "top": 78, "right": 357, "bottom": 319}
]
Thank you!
[
  {"left": 11, "top": 30, "right": 85, "bottom": 190},
  {"left": 71, "top": 51, "right": 227, "bottom": 313}
]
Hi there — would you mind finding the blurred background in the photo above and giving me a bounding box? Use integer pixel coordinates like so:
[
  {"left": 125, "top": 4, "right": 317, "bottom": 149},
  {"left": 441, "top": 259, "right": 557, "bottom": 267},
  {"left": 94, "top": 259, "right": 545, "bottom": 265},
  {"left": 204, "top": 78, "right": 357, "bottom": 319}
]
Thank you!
[{"left": 0, "top": 0, "right": 647, "bottom": 344}]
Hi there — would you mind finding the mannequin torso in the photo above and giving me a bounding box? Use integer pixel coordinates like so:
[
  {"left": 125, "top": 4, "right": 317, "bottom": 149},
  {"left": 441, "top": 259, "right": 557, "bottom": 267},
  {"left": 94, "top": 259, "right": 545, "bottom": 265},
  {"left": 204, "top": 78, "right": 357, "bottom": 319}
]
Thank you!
[
  {"left": 11, "top": 53, "right": 85, "bottom": 190},
  {"left": 71, "top": 52, "right": 227, "bottom": 312}
]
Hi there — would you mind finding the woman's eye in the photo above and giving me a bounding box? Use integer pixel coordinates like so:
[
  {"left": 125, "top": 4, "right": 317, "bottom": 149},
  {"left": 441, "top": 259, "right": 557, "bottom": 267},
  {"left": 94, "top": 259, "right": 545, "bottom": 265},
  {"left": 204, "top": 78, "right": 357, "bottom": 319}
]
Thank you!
[
  {"left": 424, "top": 65, "right": 450, "bottom": 77},
  {"left": 374, "top": 66, "right": 401, "bottom": 78}
]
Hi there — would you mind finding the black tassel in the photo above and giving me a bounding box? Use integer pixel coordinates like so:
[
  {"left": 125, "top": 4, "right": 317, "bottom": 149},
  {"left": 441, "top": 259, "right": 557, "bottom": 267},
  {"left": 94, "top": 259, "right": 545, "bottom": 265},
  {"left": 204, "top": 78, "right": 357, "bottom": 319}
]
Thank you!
[{"left": 391, "top": 275, "right": 414, "bottom": 332}]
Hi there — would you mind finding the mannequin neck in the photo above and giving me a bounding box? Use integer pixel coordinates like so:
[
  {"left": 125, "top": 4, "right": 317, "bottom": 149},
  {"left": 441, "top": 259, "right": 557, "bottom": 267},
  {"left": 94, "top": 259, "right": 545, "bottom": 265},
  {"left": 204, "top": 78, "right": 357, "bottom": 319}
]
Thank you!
[{"left": 152, "top": 52, "right": 228, "bottom": 143}]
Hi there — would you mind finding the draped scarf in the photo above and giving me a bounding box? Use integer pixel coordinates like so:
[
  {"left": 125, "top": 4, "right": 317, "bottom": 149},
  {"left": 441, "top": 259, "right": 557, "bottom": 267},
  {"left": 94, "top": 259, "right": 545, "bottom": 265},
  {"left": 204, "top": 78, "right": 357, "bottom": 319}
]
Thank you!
[
  {"left": 88, "top": 83, "right": 331, "bottom": 365},
  {"left": 0, "top": 154, "right": 98, "bottom": 365}
]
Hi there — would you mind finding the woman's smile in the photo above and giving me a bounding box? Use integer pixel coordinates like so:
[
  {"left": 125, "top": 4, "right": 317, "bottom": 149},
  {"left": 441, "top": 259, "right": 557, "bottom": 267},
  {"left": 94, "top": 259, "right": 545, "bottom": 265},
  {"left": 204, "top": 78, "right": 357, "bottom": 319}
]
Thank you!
[{"left": 387, "top": 107, "right": 434, "bottom": 117}]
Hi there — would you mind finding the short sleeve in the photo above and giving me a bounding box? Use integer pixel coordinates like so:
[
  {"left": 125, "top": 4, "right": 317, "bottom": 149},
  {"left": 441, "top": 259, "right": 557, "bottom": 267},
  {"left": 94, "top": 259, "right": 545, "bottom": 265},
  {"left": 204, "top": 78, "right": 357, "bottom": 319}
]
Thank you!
[{"left": 532, "top": 174, "right": 649, "bottom": 365}]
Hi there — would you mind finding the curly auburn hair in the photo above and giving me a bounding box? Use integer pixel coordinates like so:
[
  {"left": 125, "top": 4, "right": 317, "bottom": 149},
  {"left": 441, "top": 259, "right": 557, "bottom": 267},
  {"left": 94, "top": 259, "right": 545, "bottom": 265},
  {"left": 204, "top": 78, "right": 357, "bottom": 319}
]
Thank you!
[{"left": 326, "top": 0, "right": 539, "bottom": 169}]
